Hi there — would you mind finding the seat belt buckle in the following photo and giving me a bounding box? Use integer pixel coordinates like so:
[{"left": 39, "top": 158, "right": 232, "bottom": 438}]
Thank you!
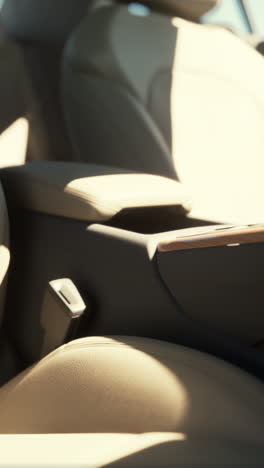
[{"left": 40, "top": 278, "right": 86, "bottom": 358}]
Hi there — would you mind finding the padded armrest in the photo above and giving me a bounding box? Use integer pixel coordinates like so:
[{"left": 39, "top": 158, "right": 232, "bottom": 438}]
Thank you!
[{"left": 1, "top": 162, "right": 191, "bottom": 222}]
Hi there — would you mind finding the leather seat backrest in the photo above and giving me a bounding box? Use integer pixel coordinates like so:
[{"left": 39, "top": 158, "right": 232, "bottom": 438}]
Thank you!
[
  {"left": 63, "top": 1, "right": 264, "bottom": 223},
  {"left": 63, "top": 3, "right": 177, "bottom": 179}
]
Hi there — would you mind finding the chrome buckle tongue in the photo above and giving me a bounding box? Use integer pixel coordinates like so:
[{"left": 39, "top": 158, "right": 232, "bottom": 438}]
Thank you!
[{"left": 40, "top": 278, "right": 86, "bottom": 358}]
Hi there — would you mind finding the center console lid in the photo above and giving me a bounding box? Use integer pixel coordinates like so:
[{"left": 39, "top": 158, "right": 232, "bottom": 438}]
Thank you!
[{"left": 1, "top": 162, "right": 191, "bottom": 223}]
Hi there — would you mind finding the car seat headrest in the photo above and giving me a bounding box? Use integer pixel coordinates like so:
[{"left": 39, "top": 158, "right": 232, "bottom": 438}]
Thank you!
[{"left": 117, "top": 0, "right": 220, "bottom": 20}]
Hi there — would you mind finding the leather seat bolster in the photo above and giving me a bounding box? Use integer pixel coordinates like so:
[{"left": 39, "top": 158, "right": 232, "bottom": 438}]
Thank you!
[{"left": 0, "top": 162, "right": 192, "bottom": 222}]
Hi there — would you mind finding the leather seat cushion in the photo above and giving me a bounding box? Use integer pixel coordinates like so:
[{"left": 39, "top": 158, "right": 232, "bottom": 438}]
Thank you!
[{"left": 0, "top": 336, "right": 263, "bottom": 439}]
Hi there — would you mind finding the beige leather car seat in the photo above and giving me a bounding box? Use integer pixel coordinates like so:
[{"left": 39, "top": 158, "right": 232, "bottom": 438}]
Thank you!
[
  {"left": 63, "top": 0, "right": 264, "bottom": 225},
  {"left": 0, "top": 336, "right": 264, "bottom": 466}
]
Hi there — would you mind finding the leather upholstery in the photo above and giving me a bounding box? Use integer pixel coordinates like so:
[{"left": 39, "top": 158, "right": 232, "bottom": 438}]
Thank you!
[
  {"left": 1, "top": 162, "right": 191, "bottom": 222},
  {"left": 0, "top": 336, "right": 263, "bottom": 466},
  {"left": 63, "top": 4, "right": 264, "bottom": 224},
  {"left": 63, "top": 5, "right": 178, "bottom": 178}
]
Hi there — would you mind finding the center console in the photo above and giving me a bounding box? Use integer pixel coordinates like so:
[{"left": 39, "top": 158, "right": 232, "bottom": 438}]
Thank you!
[
  {"left": 153, "top": 224, "right": 264, "bottom": 344},
  {"left": 1, "top": 162, "right": 264, "bottom": 365}
]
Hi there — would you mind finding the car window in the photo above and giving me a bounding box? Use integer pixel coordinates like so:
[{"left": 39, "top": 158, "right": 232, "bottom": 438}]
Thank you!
[
  {"left": 202, "top": 0, "right": 250, "bottom": 34},
  {"left": 246, "top": 0, "right": 264, "bottom": 34}
]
